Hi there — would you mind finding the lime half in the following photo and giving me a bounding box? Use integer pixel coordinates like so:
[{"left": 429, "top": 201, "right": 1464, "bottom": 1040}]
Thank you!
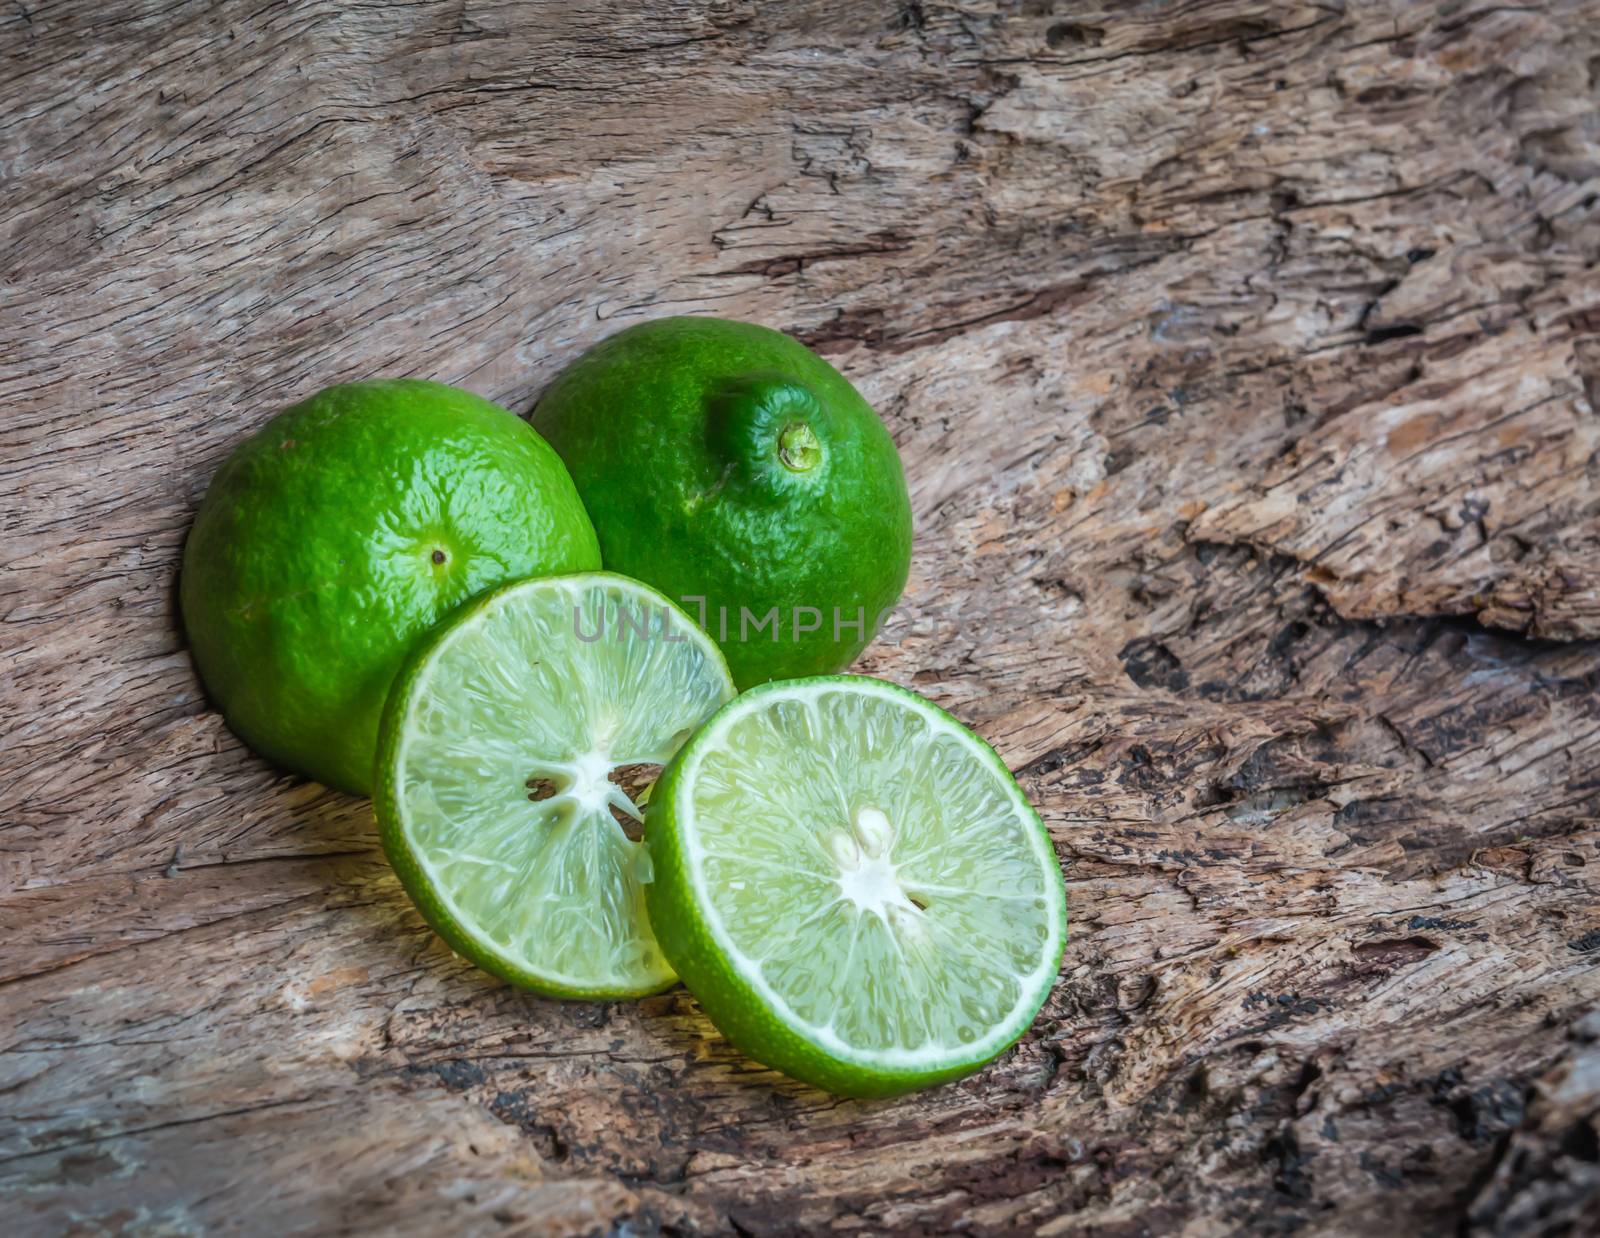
[
  {"left": 376, "top": 573, "right": 736, "bottom": 998},
  {"left": 646, "top": 675, "right": 1067, "bottom": 1095}
]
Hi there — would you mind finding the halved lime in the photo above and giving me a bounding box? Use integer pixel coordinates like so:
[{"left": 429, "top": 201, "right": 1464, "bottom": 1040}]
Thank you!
[
  {"left": 375, "top": 573, "right": 736, "bottom": 998},
  {"left": 646, "top": 675, "right": 1067, "bottom": 1096}
]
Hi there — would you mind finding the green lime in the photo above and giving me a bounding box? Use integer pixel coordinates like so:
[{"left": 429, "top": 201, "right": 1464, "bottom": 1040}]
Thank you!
[
  {"left": 645, "top": 675, "right": 1067, "bottom": 1096},
  {"left": 181, "top": 379, "right": 600, "bottom": 795},
  {"left": 376, "top": 573, "right": 735, "bottom": 998},
  {"left": 532, "top": 317, "right": 913, "bottom": 689}
]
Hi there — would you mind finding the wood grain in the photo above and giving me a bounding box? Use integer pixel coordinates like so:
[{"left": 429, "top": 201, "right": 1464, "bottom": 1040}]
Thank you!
[{"left": 3, "top": 1, "right": 1599, "bottom": 1233}]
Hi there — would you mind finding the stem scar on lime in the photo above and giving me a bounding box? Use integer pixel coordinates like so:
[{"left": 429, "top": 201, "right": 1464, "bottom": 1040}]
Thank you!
[
  {"left": 777, "top": 421, "right": 822, "bottom": 472},
  {"left": 707, "top": 371, "right": 831, "bottom": 500}
]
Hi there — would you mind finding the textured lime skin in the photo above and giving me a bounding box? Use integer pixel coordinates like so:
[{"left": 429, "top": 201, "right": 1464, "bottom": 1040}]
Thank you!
[
  {"left": 180, "top": 379, "right": 601, "bottom": 795},
  {"left": 645, "top": 676, "right": 1068, "bottom": 1097},
  {"left": 374, "top": 573, "right": 734, "bottom": 999},
  {"left": 532, "top": 318, "right": 913, "bottom": 689}
]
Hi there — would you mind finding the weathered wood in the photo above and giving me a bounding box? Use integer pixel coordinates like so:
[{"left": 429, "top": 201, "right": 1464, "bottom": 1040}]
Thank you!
[{"left": 3, "top": 1, "right": 1599, "bottom": 1233}]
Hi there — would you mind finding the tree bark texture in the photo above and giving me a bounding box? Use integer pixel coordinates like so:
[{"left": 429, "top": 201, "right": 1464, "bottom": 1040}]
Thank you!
[{"left": 3, "top": 1, "right": 1599, "bottom": 1234}]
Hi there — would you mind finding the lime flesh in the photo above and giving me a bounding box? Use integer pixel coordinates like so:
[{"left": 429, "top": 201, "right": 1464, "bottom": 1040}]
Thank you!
[
  {"left": 376, "top": 573, "right": 736, "bottom": 997},
  {"left": 646, "top": 676, "right": 1067, "bottom": 1095}
]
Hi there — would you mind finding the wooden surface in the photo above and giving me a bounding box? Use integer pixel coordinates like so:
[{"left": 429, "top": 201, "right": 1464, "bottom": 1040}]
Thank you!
[{"left": 4, "top": 2, "right": 1600, "bottom": 1234}]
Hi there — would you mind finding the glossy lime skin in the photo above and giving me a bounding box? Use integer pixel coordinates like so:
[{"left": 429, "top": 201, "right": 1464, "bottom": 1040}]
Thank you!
[
  {"left": 531, "top": 318, "right": 913, "bottom": 689},
  {"left": 180, "top": 379, "right": 601, "bottom": 794}
]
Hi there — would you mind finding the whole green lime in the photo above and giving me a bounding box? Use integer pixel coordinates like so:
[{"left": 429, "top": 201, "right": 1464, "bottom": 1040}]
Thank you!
[
  {"left": 181, "top": 379, "right": 601, "bottom": 795},
  {"left": 531, "top": 318, "right": 913, "bottom": 688}
]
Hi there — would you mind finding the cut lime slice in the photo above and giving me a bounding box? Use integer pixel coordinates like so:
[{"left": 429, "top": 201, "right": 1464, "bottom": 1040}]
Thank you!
[
  {"left": 376, "top": 573, "right": 736, "bottom": 998},
  {"left": 646, "top": 675, "right": 1067, "bottom": 1095}
]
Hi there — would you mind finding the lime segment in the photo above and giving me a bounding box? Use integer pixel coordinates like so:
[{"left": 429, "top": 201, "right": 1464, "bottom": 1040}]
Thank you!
[
  {"left": 376, "top": 573, "right": 736, "bottom": 998},
  {"left": 646, "top": 675, "right": 1067, "bottom": 1095}
]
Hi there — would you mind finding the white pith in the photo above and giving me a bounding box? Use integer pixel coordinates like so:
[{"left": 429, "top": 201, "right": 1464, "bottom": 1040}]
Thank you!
[
  {"left": 674, "top": 678, "right": 1067, "bottom": 1073},
  {"left": 830, "top": 807, "right": 924, "bottom": 925},
  {"left": 529, "top": 749, "right": 646, "bottom": 828}
]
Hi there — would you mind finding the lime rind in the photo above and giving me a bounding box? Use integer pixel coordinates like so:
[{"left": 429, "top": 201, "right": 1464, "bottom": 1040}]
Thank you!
[
  {"left": 376, "top": 572, "right": 736, "bottom": 998},
  {"left": 647, "top": 675, "right": 1067, "bottom": 1095}
]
